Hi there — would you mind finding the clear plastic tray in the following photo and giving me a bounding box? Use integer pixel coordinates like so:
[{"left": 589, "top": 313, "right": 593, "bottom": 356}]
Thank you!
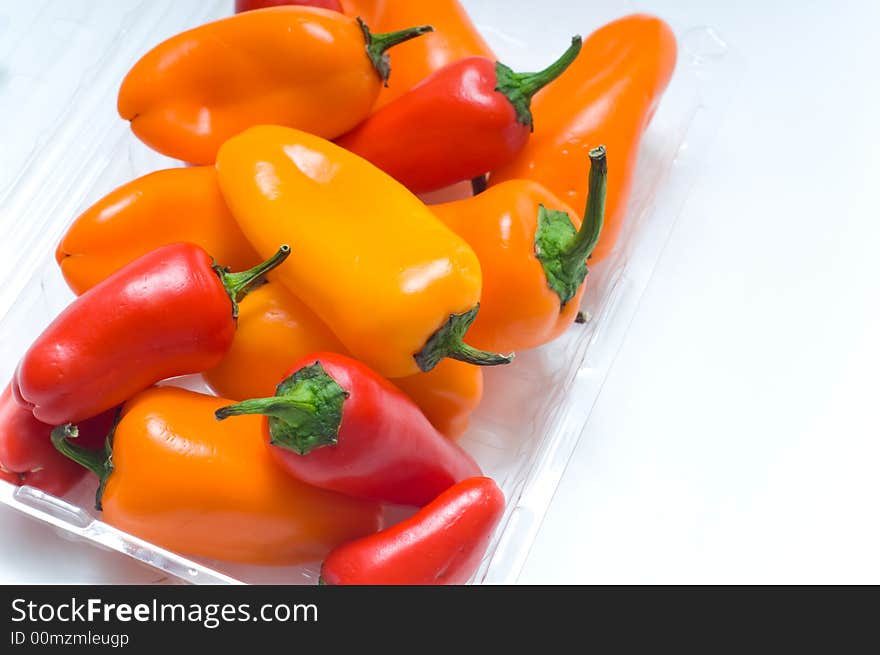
[{"left": 0, "top": 0, "right": 739, "bottom": 584}]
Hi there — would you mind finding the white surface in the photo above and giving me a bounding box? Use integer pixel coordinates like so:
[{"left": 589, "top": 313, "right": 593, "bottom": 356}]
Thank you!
[
  {"left": 519, "top": 1, "right": 880, "bottom": 583},
  {"left": 2, "top": 0, "right": 879, "bottom": 584}
]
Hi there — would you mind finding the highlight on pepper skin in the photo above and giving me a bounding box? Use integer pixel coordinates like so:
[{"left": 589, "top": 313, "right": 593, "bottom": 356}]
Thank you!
[
  {"left": 214, "top": 352, "right": 482, "bottom": 506},
  {"left": 117, "top": 7, "right": 433, "bottom": 163}
]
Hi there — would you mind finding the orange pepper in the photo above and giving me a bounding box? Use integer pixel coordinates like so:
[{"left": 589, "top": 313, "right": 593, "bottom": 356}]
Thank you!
[
  {"left": 489, "top": 14, "right": 677, "bottom": 263},
  {"left": 392, "top": 359, "right": 482, "bottom": 440},
  {"left": 433, "top": 148, "right": 607, "bottom": 353},
  {"left": 203, "top": 283, "right": 345, "bottom": 402},
  {"left": 57, "top": 166, "right": 261, "bottom": 296},
  {"left": 52, "top": 387, "right": 382, "bottom": 565},
  {"left": 204, "top": 282, "right": 483, "bottom": 439},
  {"left": 216, "top": 125, "right": 512, "bottom": 378},
  {"left": 118, "top": 7, "right": 432, "bottom": 164},
  {"left": 340, "top": 0, "right": 495, "bottom": 110}
]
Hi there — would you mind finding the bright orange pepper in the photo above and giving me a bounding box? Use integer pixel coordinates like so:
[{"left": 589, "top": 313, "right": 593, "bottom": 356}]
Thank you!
[
  {"left": 52, "top": 386, "right": 382, "bottom": 565},
  {"left": 216, "top": 125, "right": 512, "bottom": 378},
  {"left": 433, "top": 148, "right": 607, "bottom": 353},
  {"left": 489, "top": 14, "right": 677, "bottom": 263},
  {"left": 56, "top": 166, "right": 261, "bottom": 296},
  {"left": 204, "top": 282, "right": 483, "bottom": 439},
  {"left": 340, "top": 0, "right": 495, "bottom": 110},
  {"left": 117, "top": 7, "right": 431, "bottom": 164}
]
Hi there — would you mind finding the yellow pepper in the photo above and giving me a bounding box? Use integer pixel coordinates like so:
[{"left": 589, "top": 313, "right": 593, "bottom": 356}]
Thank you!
[{"left": 215, "top": 126, "right": 512, "bottom": 378}]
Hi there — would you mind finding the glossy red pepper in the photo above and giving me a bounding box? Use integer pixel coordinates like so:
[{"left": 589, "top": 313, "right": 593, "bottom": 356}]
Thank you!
[
  {"left": 235, "top": 0, "right": 342, "bottom": 12},
  {"left": 336, "top": 37, "right": 581, "bottom": 194},
  {"left": 321, "top": 476, "right": 505, "bottom": 584},
  {"left": 0, "top": 383, "right": 115, "bottom": 496},
  {"left": 215, "top": 352, "right": 481, "bottom": 507},
  {"left": 13, "top": 242, "right": 289, "bottom": 424}
]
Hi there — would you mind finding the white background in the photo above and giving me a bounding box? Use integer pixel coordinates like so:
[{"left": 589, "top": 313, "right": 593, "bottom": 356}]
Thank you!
[{"left": 1, "top": 0, "right": 879, "bottom": 583}]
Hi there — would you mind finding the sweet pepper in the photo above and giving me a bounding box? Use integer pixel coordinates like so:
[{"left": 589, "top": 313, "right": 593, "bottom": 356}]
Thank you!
[
  {"left": 118, "top": 7, "right": 432, "bottom": 163},
  {"left": 489, "top": 14, "right": 677, "bottom": 263},
  {"left": 215, "top": 125, "right": 512, "bottom": 378},
  {"left": 52, "top": 387, "right": 382, "bottom": 564},
  {"left": 203, "top": 282, "right": 483, "bottom": 439}
]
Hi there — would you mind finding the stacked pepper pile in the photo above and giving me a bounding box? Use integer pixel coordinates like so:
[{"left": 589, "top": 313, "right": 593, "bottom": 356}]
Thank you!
[{"left": 0, "top": 1, "right": 677, "bottom": 585}]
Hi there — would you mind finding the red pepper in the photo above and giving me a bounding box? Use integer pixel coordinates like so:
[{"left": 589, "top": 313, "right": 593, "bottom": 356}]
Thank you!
[
  {"left": 13, "top": 242, "right": 289, "bottom": 425},
  {"left": 0, "top": 383, "right": 116, "bottom": 496},
  {"left": 335, "top": 37, "right": 582, "bottom": 194},
  {"left": 235, "top": 0, "right": 342, "bottom": 11},
  {"left": 215, "top": 352, "right": 481, "bottom": 506},
  {"left": 321, "top": 476, "right": 505, "bottom": 585}
]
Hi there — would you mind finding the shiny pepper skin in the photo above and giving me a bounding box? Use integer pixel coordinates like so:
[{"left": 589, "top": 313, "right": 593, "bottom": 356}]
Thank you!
[
  {"left": 215, "top": 353, "right": 482, "bottom": 506},
  {"left": 118, "top": 7, "right": 431, "bottom": 164},
  {"left": 340, "top": 0, "right": 497, "bottom": 110},
  {"left": 216, "top": 125, "right": 512, "bottom": 378},
  {"left": 203, "top": 283, "right": 483, "bottom": 439},
  {"left": 60, "top": 163, "right": 483, "bottom": 436},
  {"left": 489, "top": 14, "right": 677, "bottom": 263},
  {"left": 321, "top": 476, "right": 505, "bottom": 585},
  {"left": 52, "top": 387, "right": 382, "bottom": 565},
  {"left": 57, "top": 166, "right": 261, "bottom": 295},
  {"left": 0, "top": 383, "right": 115, "bottom": 496},
  {"left": 14, "top": 242, "right": 288, "bottom": 424},
  {"left": 392, "top": 359, "right": 482, "bottom": 440}
]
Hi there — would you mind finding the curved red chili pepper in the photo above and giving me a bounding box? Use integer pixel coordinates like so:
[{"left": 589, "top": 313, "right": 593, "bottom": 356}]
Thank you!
[
  {"left": 321, "top": 476, "right": 505, "bottom": 585},
  {"left": 0, "top": 383, "right": 116, "bottom": 496},
  {"left": 14, "top": 242, "right": 289, "bottom": 424},
  {"left": 335, "top": 36, "right": 582, "bottom": 194},
  {"left": 215, "top": 352, "right": 482, "bottom": 506}
]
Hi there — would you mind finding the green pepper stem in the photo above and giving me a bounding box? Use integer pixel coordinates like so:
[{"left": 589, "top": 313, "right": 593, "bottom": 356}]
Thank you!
[
  {"left": 495, "top": 36, "right": 582, "bottom": 130},
  {"left": 413, "top": 305, "right": 514, "bottom": 372},
  {"left": 533, "top": 146, "right": 608, "bottom": 307},
  {"left": 358, "top": 18, "right": 434, "bottom": 85},
  {"left": 516, "top": 36, "right": 583, "bottom": 100},
  {"left": 560, "top": 146, "right": 607, "bottom": 274},
  {"left": 215, "top": 362, "right": 348, "bottom": 456},
  {"left": 214, "top": 245, "right": 290, "bottom": 318},
  {"left": 51, "top": 424, "right": 113, "bottom": 511}
]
